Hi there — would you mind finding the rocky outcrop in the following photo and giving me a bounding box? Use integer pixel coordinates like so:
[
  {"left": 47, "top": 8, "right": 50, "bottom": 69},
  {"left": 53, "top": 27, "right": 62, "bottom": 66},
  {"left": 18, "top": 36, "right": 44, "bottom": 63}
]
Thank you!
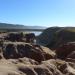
[
  {"left": 56, "top": 43, "right": 75, "bottom": 59},
  {"left": 2, "top": 42, "right": 56, "bottom": 62},
  {"left": 1, "top": 58, "right": 75, "bottom": 75},
  {"left": 1, "top": 30, "right": 75, "bottom": 75},
  {"left": 4, "top": 32, "right": 24, "bottom": 42},
  {"left": 4, "top": 32, "right": 36, "bottom": 43},
  {"left": 0, "top": 59, "right": 63, "bottom": 75}
]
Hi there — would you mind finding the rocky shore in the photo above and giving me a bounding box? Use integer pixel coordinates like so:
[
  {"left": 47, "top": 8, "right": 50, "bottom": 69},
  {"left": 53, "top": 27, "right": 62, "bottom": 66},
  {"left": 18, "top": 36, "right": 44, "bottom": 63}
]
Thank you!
[{"left": 0, "top": 28, "right": 75, "bottom": 75}]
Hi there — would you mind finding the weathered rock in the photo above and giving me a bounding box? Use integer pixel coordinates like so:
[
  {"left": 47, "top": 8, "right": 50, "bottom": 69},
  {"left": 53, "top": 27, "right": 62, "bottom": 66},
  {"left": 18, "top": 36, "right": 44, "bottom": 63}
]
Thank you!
[
  {"left": 56, "top": 43, "right": 75, "bottom": 59},
  {"left": 5, "top": 32, "right": 24, "bottom": 42},
  {"left": 42, "top": 59, "right": 64, "bottom": 75},
  {"left": 4, "top": 32, "right": 36, "bottom": 44},
  {"left": 9, "top": 57, "right": 39, "bottom": 65},
  {"left": 3, "top": 42, "right": 56, "bottom": 62},
  {"left": 0, "top": 59, "right": 25, "bottom": 75},
  {"left": 17, "top": 59, "right": 63, "bottom": 75},
  {"left": 42, "top": 59, "right": 75, "bottom": 75},
  {"left": 0, "top": 59, "right": 63, "bottom": 75},
  {"left": 1, "top": 56, "right": 75, "bottom": 75},
  {"left": 1, "top": 30, "right": 75, "bottom": 75},
  {"left": 3, "top": 43, "right": 18, "bottom": 59},
  {"left": 60, "top": 63, "right": 75, "bottom": 75},
  {"left": 67, "top": 51, "right": 75, "bottom": 59},
  {"left": 54, "top": 59, "right": 75, "bottom": 75},
  {"left": 33, "top": 65, "right": 53, "bottom": 75},
  {"left": 66, "top": 58, "right": 75, "bottom": 63}
]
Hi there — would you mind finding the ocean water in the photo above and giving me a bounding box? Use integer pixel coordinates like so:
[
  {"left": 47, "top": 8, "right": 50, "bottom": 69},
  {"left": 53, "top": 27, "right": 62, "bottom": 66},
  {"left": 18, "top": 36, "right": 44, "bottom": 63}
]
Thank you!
[
  {"left": 32, "top": 31, "right": 42, "bottom": 36},
  {"left": 24, "top": 31, "right": 42, "bottom": 36}
]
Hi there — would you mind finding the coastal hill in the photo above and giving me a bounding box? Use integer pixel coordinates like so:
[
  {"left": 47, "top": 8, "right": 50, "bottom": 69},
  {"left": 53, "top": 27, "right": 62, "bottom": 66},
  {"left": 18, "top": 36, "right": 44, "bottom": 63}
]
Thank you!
[
  {"left": 0, "top": 23, "right": 46, "bottom": 30},
  {"left": 37, "top": 27, "right": 75, "bottom": 48}
]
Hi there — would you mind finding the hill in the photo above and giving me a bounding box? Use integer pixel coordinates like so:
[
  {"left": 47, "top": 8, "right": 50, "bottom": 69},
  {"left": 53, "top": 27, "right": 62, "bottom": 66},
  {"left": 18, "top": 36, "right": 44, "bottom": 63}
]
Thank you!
[
  {"left": 37, "top": 27, "right": 75, "bottom": 49},
  {"left": 0, "top": 23, "right": 46, "bottom": 29}
]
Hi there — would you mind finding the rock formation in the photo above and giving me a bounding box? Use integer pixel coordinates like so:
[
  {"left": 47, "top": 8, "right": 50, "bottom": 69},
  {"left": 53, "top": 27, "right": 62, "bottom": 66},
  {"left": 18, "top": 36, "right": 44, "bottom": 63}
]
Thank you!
[{"left": 0, "top": 29, "right": 75, "bottom": 75}]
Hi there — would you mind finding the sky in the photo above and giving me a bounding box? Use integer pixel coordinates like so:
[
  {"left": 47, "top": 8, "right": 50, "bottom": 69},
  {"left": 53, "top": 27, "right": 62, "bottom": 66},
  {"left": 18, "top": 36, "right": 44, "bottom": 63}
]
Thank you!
[{"left": 0, "top": 0, "right": 75, "bottom": 27}]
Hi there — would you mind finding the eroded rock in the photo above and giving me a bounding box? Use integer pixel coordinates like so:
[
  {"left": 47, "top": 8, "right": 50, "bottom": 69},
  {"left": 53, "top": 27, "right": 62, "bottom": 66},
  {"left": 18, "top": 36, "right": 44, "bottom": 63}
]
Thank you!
[{"left": 2, "top": 42, "right": 56, "bottom": 62}]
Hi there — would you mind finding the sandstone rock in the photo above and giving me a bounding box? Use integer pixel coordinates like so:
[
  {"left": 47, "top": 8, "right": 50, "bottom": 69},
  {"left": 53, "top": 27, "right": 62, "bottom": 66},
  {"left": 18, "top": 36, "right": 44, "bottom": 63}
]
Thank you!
[
  {"left": 33, "top": 65, "right": 53, "bottom": 75},
  {"left": 0, "top": 58, "right": 64, "bottom": 75},
  {"left": 40, "top": 46, "right": 56, "bottom": 60},
  {"left": 17, "top": 60, "right": 62, "bottom": 75},
  {"left": 1, "top": 57, "right": 75, "bottom": 75},
  {"left": 61, "top": 63, "right": 75, "bottom": 75},
  {"left": 3, "top": 42, "right": 56, "bottom": 62},
  {"left": 0, "top": 59, "right": 25, "bottom": 75},
  {"left": 9, "top": 57, "right": 39, "bottom": 65},
  {"left": 54, "top": 60, "right": 75, "bottom": 75},
  {"left": 42, "top": 59, "right": 75, "bottom": 75},
  {"left": 42, "top": 59, "right": 64, "bottom": 75},
  {"left": 18, "top": 65, "right": 37, "bottom": 75}
]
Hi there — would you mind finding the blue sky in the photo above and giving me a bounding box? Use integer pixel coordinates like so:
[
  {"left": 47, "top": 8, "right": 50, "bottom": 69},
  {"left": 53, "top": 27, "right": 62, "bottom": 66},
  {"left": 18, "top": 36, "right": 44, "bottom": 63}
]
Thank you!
[{"left": 0, "top": 0, "right": 75, "bottom": 27}]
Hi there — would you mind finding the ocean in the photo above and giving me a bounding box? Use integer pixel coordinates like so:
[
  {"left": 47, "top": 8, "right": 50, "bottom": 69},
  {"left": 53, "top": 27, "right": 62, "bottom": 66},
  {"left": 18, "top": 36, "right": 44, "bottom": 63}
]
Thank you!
[{"left": 24, "top": 31, "right": 42, "bottom": 36}]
